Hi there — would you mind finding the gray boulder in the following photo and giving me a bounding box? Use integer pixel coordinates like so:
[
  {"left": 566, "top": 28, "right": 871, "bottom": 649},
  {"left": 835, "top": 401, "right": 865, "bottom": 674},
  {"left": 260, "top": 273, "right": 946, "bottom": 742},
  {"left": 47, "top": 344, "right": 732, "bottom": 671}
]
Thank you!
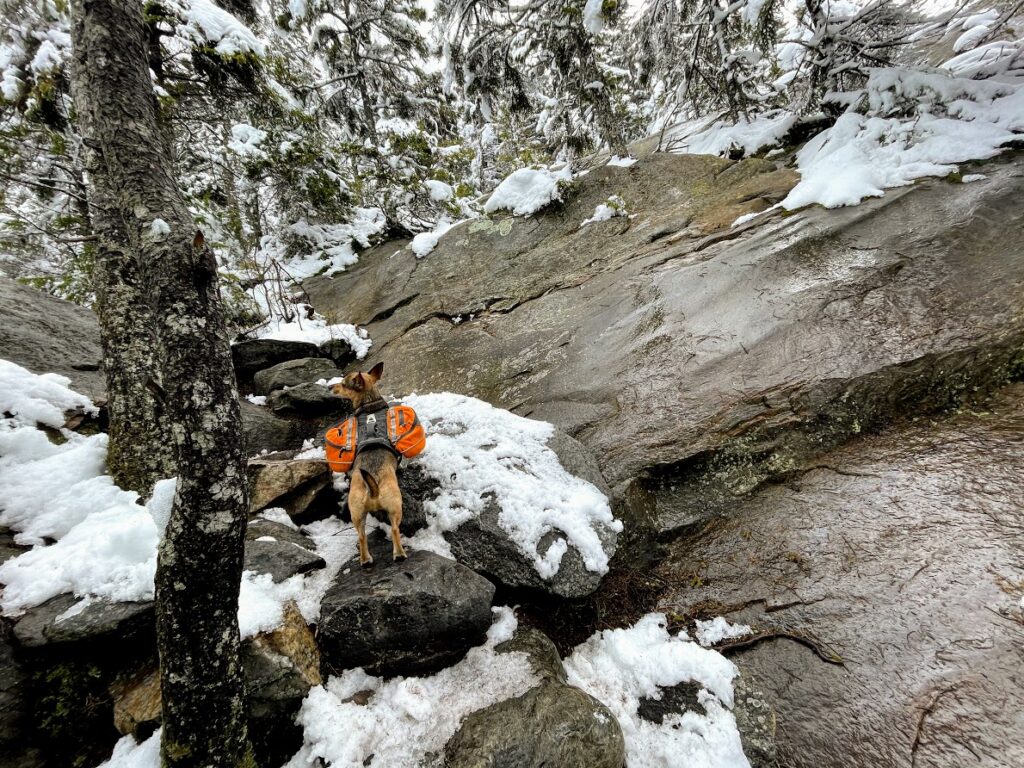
[
  {"left": 241, "top": 400, "right": 311, "bottom": 455},
  {"left": 444, "top": 628, "right": 625, "bottom": 768},
  {"left": 243, "top": 603, "right": 321, "bottom": 768},
  {"left": 108, "top": 603, "right": 320, "bottom": 768},
  {"left": 0, "top": 620, "right": 43, "bottom": 768},
  {"left": 243, "top": 537, "right": 325, "bottom": 583},
  {"left": 11, "top": 594, "right": 154, "bottom": 649},
  {"left": 0, "top": 278, "right": 105, "bottom": 403},
  {"left": 319, "top": 337, "right": 358, "bottom": 367},
  {"left": 253, "top": 358, "right": 340, "bottom": 396},
  {"left": 318, "top": 534, "right": 496, "bottom": 677},
  {"left": 443, "top": 430, "right": 618, "bottom": 598},
  {"left": 247, "top": 453, "right": 338, "bottom": 523},
  {"left": 232, "top": 339, "right": 321, "bottom": 380},
  {"left": 267, "top": 382, "right": 350, "bottom": 417},
  {"left": 246, "top": 518, "right": 316, "bottom": 548}
]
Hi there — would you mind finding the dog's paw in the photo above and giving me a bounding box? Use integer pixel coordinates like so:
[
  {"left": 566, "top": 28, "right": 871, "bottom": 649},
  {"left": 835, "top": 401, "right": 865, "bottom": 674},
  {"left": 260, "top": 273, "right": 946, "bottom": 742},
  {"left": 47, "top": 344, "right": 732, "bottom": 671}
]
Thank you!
[
  {"left": 393, "top": 552, "right": 408, "bottom": 561},
  {"left": 360, "top": 556, "right": 374, "bottom": 568}
]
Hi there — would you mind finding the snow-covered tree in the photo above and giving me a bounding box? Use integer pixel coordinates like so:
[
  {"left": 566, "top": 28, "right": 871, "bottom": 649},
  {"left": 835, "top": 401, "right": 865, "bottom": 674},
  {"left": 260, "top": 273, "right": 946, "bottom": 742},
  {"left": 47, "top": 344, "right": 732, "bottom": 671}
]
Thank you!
[{"left": 438, "top": 0, "right": 631, "bottom": 158}]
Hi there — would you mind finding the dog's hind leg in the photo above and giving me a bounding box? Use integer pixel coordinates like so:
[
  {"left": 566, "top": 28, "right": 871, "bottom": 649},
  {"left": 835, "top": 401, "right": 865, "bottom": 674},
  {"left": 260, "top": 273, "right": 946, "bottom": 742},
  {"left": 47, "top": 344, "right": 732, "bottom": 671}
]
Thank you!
[
  {"left": 348, "top": 490, "right": 373, "bottom": 567},
  {"left": 383, "top": 485, "right": 407, "bottom": 561}
]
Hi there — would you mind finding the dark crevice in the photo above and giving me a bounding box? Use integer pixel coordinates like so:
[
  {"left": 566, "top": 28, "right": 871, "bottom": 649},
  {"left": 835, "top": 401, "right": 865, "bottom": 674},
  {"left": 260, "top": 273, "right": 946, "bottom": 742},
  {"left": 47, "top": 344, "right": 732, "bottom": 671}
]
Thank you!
[{"left": 367, "top": 293, "right": 420, "bottom": 324}]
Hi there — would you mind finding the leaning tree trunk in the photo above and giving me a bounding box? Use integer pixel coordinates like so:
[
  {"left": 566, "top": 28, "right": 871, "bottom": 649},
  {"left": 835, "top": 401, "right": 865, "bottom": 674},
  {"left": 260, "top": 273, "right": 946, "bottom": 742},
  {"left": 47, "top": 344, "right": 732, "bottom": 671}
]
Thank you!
[{"left": 69, "top": 1, "right": 255, "bottom": 766}]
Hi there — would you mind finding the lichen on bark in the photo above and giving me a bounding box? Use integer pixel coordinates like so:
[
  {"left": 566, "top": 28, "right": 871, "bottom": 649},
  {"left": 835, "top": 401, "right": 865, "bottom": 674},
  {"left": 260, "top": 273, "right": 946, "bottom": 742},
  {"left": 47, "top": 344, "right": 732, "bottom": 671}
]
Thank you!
[{"left": 68, "top": 0, "right": 255, "bottom": 764}]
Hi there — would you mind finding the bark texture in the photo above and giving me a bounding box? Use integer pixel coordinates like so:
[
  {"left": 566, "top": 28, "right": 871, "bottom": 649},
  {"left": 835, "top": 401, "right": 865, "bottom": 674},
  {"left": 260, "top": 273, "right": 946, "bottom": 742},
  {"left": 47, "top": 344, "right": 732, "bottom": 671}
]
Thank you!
[
  {"left": 69, "top": 6, "right": 172, "bottom": 496},
  {"left": 69, "top": 1, "right": 254, "bottom": 765}
]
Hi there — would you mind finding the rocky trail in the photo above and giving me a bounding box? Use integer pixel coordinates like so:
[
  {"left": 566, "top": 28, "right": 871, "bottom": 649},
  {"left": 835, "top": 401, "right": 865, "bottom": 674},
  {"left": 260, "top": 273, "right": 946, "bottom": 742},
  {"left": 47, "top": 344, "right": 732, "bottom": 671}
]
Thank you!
[{"left": 1, "top": 150, "right": 1022, "bottom": 768}]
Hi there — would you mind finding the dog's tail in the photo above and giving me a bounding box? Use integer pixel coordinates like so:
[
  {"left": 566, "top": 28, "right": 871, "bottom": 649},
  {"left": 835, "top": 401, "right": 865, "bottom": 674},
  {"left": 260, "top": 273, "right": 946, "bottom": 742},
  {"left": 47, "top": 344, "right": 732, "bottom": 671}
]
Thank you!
[{"left": 359, "top": 468, "right": 380, "bottom": 498}]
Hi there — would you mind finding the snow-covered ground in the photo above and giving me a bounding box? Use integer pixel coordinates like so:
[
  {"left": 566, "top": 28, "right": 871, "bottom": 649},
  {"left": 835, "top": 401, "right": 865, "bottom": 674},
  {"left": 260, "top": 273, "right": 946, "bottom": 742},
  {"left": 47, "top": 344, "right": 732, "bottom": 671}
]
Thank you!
[
  {"left": 2, "top": 359, "right": 751, "bottom": 768},
  {"left": 100, "top": 610, "right": 754, "bottom": 768}
]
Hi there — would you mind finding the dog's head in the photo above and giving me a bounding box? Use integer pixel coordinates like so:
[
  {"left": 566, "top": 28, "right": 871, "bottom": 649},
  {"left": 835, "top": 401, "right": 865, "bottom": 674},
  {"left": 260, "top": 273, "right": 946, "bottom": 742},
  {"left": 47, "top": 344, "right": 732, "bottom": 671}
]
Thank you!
[{"left": 330, "top": 361, "right": 384, "bottom": 404}]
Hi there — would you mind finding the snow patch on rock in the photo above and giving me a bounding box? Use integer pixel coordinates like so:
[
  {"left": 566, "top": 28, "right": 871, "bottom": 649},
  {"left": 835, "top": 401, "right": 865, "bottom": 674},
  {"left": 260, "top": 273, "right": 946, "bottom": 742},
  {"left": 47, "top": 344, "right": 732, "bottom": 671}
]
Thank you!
[
  {"left": 401, "top": 392, "right": 622, "bottom": 579},
  {"left": 565, "top": 613, "right": 750, "bottom": 768},
  {"left": 484, "top": 166, "right": 573, "bottom": 216}
]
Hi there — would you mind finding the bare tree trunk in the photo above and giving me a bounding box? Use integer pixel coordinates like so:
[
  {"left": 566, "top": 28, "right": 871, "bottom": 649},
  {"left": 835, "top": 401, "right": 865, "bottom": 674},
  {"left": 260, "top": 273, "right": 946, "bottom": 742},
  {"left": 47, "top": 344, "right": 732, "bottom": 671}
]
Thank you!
[{"left": 69, "top": 1, "right": 254, "bottom": 766}]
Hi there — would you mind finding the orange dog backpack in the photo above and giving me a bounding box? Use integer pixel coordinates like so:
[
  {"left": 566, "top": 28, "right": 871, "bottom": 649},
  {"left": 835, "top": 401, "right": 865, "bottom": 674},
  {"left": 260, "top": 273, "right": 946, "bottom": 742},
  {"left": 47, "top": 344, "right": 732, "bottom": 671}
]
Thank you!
[{"left": 325, "top": 403, "right": 426, "bottom": 474}]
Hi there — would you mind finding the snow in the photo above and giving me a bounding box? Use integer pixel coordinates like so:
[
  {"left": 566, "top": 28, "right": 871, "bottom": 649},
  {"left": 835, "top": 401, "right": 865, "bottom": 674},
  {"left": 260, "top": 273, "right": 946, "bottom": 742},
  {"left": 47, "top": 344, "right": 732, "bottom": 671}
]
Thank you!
[
  {"left": 258, "top": 507, "right": 299, "bottom": 530},
  {"left": 424, "top": 179, "right": 454, "bottom": 201},
  {"left": 681, "top": 112, "right": 797, "bottom": 157},
  {"left": 583, "top": 0, "right": 606, "bottom": 35},
  {"left": 781, "top": 69, "right": 1024, "bottom": 209},
  {"left": 29, "top": 39, "right": 62, "bottom": 74},
  {"left": 608, "top": 154, "right": 638, "bottom": 167},
  {"left": 410, "top": 217, "right": 453, "bottom": 257},
  {"left": 401, "top": 393, "right": 622, "bottom": 580},
  {"left": 282, "top": 207, "right": 387, "bottom": 279},
  {"left": 0, "top": 466, "right": 160, "bottom": 612},
  {"left": 961, "top": 173, "right": 987, "bottom": 182},
  {"left": 185, "top": 0, "right": 265, "bottom": 57},
  {"left": 694, "top": 617, "right": 752, "bottom": 647},
  {"left": 564, "top": 613, "right": 750, "bottom": 768},
  {"left": 0, "top": 363, "right": 348, "bottom": 637},
  {"left": 228, "top": 123, "right": 268, "bottom": 157},
  {"left": 237, "top": 571, "right": 305, "bottom": 638},
  {"left": 245, "top": 394, "right": 267, "bottom": 406},
  {"left": 256, "top": 314, "right": 372, "bottom": 359},
  {"left": 731, "top": 211, "right": 764, "bottom": 228},
  {"left": 289, "top": 607, "right": 538, "bottom": 768},
  {"left": 377, "top": 116, "right": 419, "bottom": 137},
  {"left": 581, "top": 195, "right": 627, "bottom": 226},
  {"left": 97, "top": 729, "right": 161, "bottom": 768},
  {"left": 0, "top": 359, "right": 96, "bottom": 428},
  {"left": 147, "top": 218, "right": 170, "bottom": 241},
  {"left": 147, "top": 477, "right": 177, "bottom": 536},
  {"left": 953, "top": 24, "right": 991, "bottom": 53},
  {"left": 484, "top": 166, "right": 573, "bottom": 216}
]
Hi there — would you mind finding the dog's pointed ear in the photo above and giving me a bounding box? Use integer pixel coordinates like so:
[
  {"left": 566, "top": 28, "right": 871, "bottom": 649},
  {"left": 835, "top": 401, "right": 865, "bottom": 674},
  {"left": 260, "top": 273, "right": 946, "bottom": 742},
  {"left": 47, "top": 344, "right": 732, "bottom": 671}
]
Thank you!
[
  {"left": 368, "top": 362, "right": 384, "bottom": 382},
  {"left": 351, "top": 373, "right": 365, "bottom": 391}
]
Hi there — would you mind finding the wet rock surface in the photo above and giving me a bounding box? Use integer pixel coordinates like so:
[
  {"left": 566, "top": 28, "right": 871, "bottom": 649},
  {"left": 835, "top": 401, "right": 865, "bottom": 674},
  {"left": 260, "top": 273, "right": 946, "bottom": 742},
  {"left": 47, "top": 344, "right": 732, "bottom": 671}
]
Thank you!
[
  {"left": 0, "top": 277, "right": 105, "bottom": 402},
  {"left": 444, "top": 627, "right": 625, "bottom": 768},
  {"left": 305, "top": 154, "right": 1024, "bottom": 533},
  {"left": 655, "top": 384, "right": 1024, "bottom": 768},
  {"left": 317, "top": 534, "right": 496, "bottom": 677}
]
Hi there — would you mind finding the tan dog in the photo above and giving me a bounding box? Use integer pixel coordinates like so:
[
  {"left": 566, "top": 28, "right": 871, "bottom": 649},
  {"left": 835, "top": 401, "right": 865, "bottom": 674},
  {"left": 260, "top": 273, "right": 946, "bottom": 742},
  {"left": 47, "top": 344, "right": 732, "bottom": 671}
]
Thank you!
[{"left": 330, "top": 362, "right": 407, "bottom": 566}]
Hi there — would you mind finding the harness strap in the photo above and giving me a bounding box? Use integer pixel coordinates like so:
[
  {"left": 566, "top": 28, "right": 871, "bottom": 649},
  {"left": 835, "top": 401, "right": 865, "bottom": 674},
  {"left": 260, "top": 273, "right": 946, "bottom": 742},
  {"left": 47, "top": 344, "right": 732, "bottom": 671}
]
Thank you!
[{"left": 355, "top": 408, "right": 401, "bottom": 461}]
